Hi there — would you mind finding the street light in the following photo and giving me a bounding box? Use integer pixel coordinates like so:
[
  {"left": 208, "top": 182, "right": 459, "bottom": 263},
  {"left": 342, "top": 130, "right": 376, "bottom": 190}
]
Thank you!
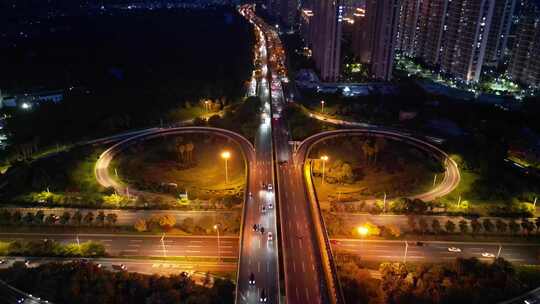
[
  {"left": 320, "top": 155, "right": 328, "bottom": 185},
  {"left": 320, "top": 100, "right": 325, "bottom": 113},
  {"left": 204, "top": 100, "right": 209, "bottom": 113},
  {"left": 221, "top": 151, "right": 231, "bottom": 184},
  {"left": 214, "top": 224, "right": 221, "bottom": 262},
  {"left": 357, "top": 226, "right": 369, "bottom": 236}
]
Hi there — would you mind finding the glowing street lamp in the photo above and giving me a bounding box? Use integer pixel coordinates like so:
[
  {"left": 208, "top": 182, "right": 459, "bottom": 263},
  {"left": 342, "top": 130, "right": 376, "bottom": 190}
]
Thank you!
[
  {"left": 221, "top": 151, "right": 231, "bottom": 184},
  {"left": 320, "top": 100, "right": 325, "bottom": 113},
  {"left": 357, "top": 226, "right": 369, "bottom": 236},
  {"left": 320, "top": 155, "right": 328, "bottom": 185},
  {"left": 204, "top": 100, "right": 209, "bottom": 113}
]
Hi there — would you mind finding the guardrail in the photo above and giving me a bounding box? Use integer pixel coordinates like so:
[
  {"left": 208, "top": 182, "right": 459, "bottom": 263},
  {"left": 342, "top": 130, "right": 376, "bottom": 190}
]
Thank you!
[{"left": 303, "top": 161, "right": 345, "bottom": 304}]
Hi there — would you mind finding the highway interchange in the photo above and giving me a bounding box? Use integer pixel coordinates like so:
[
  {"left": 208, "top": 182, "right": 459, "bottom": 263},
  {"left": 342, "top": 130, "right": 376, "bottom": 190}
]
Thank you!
[{"left": 0, "top": 5, "right": 538, "bottom": 304}]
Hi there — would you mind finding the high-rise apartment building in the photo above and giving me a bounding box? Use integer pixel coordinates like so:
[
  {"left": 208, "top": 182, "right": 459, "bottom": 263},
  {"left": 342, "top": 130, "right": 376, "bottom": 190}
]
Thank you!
[
  {"left": 279, "top": 0, "right": 298, "bottom": 29},
  {"left": 509, "top": 0, "right": 540, "bottom": 88},
  {"left": 301, "top": 0, "right": 343, "bottom": 81},
  {"left": 396, "top": 0, "right": 498, "bottom": 83},
  {"left": 484, "top": 0, "right": 516, "bottom": 65},
  {"left": 352, "top": 0, "right": 399, "bottom": 80}
]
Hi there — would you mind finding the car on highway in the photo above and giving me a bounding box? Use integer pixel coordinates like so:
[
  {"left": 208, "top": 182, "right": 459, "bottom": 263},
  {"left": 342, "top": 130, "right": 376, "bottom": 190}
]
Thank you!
[
  {"left": 0, "top": 258, "right": 6, "bottom": 264},
  {"left": 260, "top": 289, "right": 267, "bottom": 302},
  {"left": 268, "top": 232, "right": 273, "bottom": 242},
  {"left": 253, "top": 224, "right": 259, "bottom": 232},
  {"left": 268, "top": 202, "right": 273, "bottom": 209},
  {"left": 267, "top": 183, "right": 273, "bottom": 190},
  {"left": 448, "top": 247, "right": 462, "bottom": 253},
  {"left": 481, "top": 252, "right": 495, "bottom": 258},
  {"left": 261, "top": 205, "right": 266, "bottom": 214},
  {"left": 113, "top": 264, "right": 127, "bottom": 271},
  {"left": 249, "top": 272, "right": 255, "bottom": 285}
]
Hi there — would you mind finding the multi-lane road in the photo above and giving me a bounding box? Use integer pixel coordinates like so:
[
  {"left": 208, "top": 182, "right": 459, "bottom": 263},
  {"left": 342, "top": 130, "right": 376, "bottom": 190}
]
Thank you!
[
  {"left": 0, "top": 232, "right": 238, "bottom": 259},
  {"left": 235, "top": 16, "right": 280, "bottom": 304}
]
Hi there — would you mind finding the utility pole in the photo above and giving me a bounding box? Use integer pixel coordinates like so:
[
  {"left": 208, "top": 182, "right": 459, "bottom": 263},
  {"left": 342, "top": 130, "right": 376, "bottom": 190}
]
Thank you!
[
  {"left": 497, "top": 244, "right": 502, "bottom": 258},
  {"left": 161, "top": 233, "right": 167, "bottom": 257},
  {"left": 383, "top": 192, "right": 387, "bottom": 212},
  {"left": 433, "top": 174, "right": 438, "bottom": 187},
  {"left": 214, "top": 225, "right": 221, "bottom": 262},
  {"left": 403, "top": 241, "right": 409, "bottom": 263}
]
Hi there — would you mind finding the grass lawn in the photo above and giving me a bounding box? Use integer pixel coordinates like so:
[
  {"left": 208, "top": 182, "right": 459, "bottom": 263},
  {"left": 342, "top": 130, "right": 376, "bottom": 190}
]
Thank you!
[
  {"left": 309, "top": 136, "right": 441, "bottom": 209},
  {"left": 113, "top": 133, "right": 246, "bottom": 202}
]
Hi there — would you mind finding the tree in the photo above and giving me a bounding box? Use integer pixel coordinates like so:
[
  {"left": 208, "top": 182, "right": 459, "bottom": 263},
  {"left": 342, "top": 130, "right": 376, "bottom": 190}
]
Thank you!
[
  {"left": 44, "top": 214, "right": 58, "bottom": 225},
  {"left": 509, "top": 220, "right": 520, "bottom": 235},
  {"left": 431, "top": 219, "right": 442, "bottom": 234},
  {"left": 386, "top": 224, "right": 401, "bottom": 238},
  {"left": 106, "top": 213, "right": 118, "bottom": 226},
  {"left": 96, "top": 211, "right": 106, "bottom": 226},
  {"left": 496, "top": 219, "right": 508, "bottom": 234},
  {"left": 83, "top": 212, "right": 94, "bottom": 225},
  {"left": 0, "top": 210, "right": 12, "bottom": 225},
  {"left": 521, "top": 219, "right": 535, "bottom": 236},
  {"left": 459, "top": 220, "right": 469, "bottom": 234},
  {"left": 471, "top": 219, "right": 482, "bottom": 235},
  {"left": 72, "top": 211, "right": 82, "bottom": 225},
  {"left": 159, "top": 215, "right": 176, "bottom": 230},
  {"left": 34, "top": 210, "right": 45, "bottom": 225},
  {"left": 12, "top": 211, "right": 22, "bottom": 224},
  {"left": 482, "top": 219, "right": 494, "bottom": 233},
  {"left": 445, "top": 220, "right": 456, "bottom": 234},
  {"left": 23, "top": 212, "right": 35, "bottom": 225},
  {"left": 406, "top": 216, "right": 417, "bottom": 232},
  {"left": 134, "top": 219, "right": 147, "bottom": 232},
  {"left": 60, "top": 212, "right": 71, "bottom": 225},
  {"left": 418, "top": 218, "right": 429, "bottom": 234}
]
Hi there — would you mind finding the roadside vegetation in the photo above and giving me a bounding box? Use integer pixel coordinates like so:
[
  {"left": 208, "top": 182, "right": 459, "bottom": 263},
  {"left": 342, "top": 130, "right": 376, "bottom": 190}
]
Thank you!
[
  {"left": 0, "top": 261, "right": 235, "bottom": 304},
  {"left": 325, "top": 211, "right": 540, "bottom": 240},
  {"left": 0, "top": 209, "right": 240, "bottom": 236},
  {"left": 0, "top": 240, "right": 105, "bottom": 258},
  {"left": 336, "top": 254, "right": 540, "bottom": 304},
  {"left": 0, "top": 145, "right": 108, "bottom": 207}
]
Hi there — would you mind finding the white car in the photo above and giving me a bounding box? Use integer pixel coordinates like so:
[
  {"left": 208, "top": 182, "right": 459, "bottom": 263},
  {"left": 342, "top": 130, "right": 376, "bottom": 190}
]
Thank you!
[
  {"left": 448, "top": 247, "right": 462, "bottom": 253},
  {"left": 268, "top": 202, "right": 273, "bottom": 209},
  {"left": 481, "top": 252, "right": 495, "bottom": 258},
  {"left": 267, "top": 183, "right": 273, "bottom": 190},
  {"left": 268, "top": 232, "right": 273, "bottom": 242}
]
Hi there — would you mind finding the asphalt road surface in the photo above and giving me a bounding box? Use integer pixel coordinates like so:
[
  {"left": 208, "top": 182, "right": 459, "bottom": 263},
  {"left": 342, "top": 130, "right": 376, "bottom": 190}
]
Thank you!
[
  {"left": 235, "top": 15, "right": 280, "bottom": 304},
  {"left": 268, "top": 47, "right": 330, "bottom": 304},
  {"left": 332, "top": 239, "right": 540, "bottom": 264},
  {"left": 0, "top": 233, "right": 238, "bottom": 259}
]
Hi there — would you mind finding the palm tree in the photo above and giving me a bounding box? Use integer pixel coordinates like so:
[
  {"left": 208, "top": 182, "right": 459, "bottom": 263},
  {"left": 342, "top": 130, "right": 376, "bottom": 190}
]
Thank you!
[
  {"left": 508, "top": 220, "right": 520, "bottom": 235},
  {"left": 96, "top": 211, "right": 106, "bottom": 226},
  {"left": 496, "top": 219, "right": 508, "bottom": 234},
  {"left": 106, "top": 213, "right": 118, "bottom": 226},
  {"left": 60, "top": 212, "right": 71, "bottom": 225},
  {"left": 72, "top": 211, "right": 82, "bottom": 225},
  {"left": 83, "top": 212, "right": 94, "bottom": 225},
  {"left": 459, "top": 220, "right": 469, "bottom": 234},
  {"left": 482, "top": 219, "right": 494, "bottom": 234},
  {"left": 445, "top": 220, "right": 456, "bottom": 234}
]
